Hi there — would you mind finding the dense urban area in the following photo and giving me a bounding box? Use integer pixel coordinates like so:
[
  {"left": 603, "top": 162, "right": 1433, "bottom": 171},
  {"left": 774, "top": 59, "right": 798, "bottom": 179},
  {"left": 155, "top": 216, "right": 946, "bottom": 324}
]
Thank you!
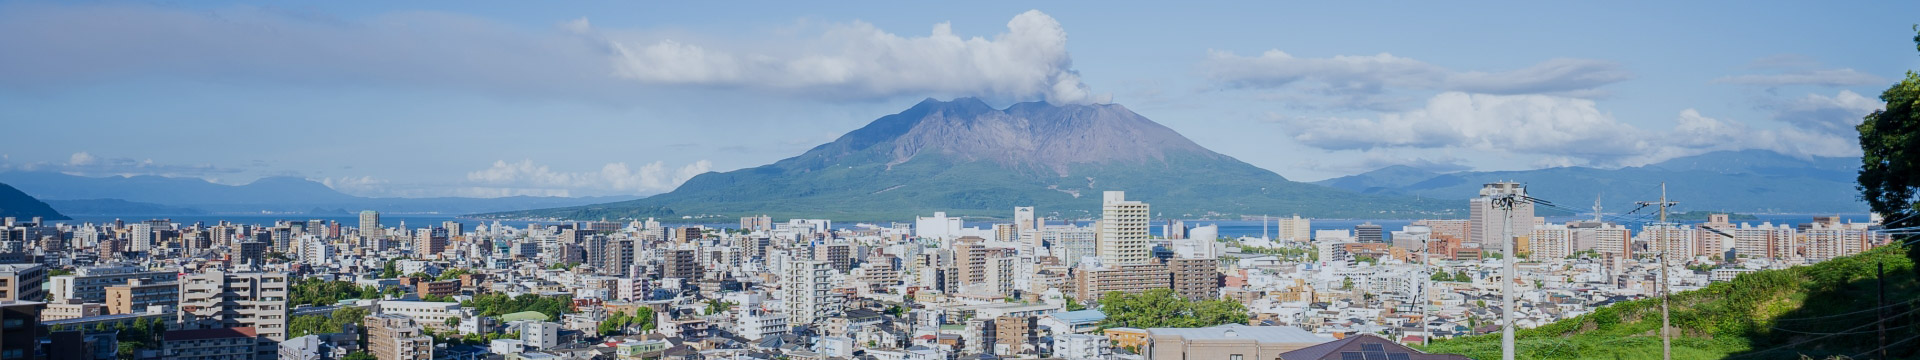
[{"left": 0, "top": 182, "right": 1897, "bottom": 360}]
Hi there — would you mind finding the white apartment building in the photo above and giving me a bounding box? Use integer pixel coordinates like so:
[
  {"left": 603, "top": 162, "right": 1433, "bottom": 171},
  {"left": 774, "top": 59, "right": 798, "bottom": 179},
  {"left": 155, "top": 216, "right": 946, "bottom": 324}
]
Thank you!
[
  {"left": 783, "top": 260, "right": 841, "bottom": 326},
  {"left": 1097, "top": 191, "right": 1150, "bottom": 267}
]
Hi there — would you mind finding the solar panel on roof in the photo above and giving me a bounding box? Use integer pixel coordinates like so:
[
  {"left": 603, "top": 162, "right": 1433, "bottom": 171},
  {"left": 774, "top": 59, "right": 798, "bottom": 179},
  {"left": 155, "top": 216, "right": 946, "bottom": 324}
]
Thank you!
[
  {"left": 1364, "top": 352, "right": 1387, "bottom": 360},
  {"left": 1387, "top": 354, "right": 1411, "bottom": 360},
  {"left": 1361, "top": 343, "right": 1385, "bottom": 352},
  {"left": 1341, "top": 352, "right": 1365, "bottom": 360}
]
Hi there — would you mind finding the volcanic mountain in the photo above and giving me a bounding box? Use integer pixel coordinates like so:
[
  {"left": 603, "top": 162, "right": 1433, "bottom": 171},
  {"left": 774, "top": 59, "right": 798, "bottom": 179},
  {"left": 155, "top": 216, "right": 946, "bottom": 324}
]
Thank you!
[{"left": 486, "top": 98, "right": 1454, "bottom": 220}]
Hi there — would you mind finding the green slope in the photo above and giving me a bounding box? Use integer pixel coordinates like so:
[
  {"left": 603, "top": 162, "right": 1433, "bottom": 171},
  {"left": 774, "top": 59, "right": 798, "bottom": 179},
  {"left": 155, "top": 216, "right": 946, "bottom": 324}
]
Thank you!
[{"left": 1418, "top": 245, "right": 1919, "bottom": 359}]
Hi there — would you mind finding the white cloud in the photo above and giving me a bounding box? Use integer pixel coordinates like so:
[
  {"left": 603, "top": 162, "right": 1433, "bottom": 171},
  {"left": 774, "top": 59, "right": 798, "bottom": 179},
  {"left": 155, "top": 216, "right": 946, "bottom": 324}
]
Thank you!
[
  {"left": 1713, "top": 68, "right": 1886, "bottom": 87},
  {"left": 1273, "top": 92, "right": 1646, "bottom": 160},
  {"left": 1769, "top": 90, "right": 1883, "bottom": 135},
  {"left": 68, "top": 152, "right": 95, "bottom": 166},
  {"left": 599, "top": 10, "right": 1105, "bottom": 104},
  {"left": 1, "top": 151, "right": 240, "bottom": 178},
  {"left": 1203, "top": 50, "right": 1630, "bottom": 96},
  {"left": 464, "top": 159, "right": 712, "bottom": 196},
  {"left": 1271, "top": 92, "right": 1870, "bottom": 167},
  {"left": 0, "top": 4, "right": 1101, "bottom": 104}
]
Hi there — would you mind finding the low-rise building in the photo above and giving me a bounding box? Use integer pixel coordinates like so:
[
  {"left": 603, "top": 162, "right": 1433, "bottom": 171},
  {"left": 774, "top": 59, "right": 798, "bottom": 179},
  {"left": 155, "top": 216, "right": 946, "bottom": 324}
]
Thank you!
[{"left": 162, "top": 327, "right": 259, "bottom": 360}]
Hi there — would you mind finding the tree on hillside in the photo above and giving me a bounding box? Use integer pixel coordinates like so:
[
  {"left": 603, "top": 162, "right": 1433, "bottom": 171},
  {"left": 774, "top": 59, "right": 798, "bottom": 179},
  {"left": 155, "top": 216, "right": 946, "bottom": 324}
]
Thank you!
[{"left": 1858, "top": 25, "right": 1920, "bottom": 273}]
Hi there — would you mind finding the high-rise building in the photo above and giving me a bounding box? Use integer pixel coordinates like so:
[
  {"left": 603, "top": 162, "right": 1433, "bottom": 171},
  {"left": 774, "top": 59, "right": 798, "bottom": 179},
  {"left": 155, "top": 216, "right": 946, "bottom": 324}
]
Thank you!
[
  {"left": 1097, "top": 191, "right": 1150, "bottom": 267},
  {"left": 178, "top": 271, "right": 291, "bottom": 342},
  {"left": 1354, "top": 223, "right": 1383, "bottom": 243},
  {"left": 1167, "top": 258, "right": 1219, "bottom": 302},
  {"left": 813, "top": 243, "right": 852, "bottom": 272},
  {"left": 359, "top": 211, "right": 382, "bottom": 239},
  {"left": 1074, "top": 263, "right": 1168, "bottom": 301},
  {"left": 0, "top": 301, "right": 41, "bottom": 360},
  {"left": 1014, "top": 207, "right": 1037, "bottom": 246},
  {"left": 740, "top": 215, "right": 774, "bottom": 232},
  {"left": 1469, "top": 182, "right": 1535, "bottom": 253},
  {"left": 782, "top": 260, "right": 840, "bottom": 326},
  {"left": 1275, "top": 215, "right": 1312, "bottom": 242},
  {"left": 365, "top": 314, "right": 433, "bottom": 360},
  {"left": 105, "top": 279, "right": 178, "bottom": 315},
  {"left": 130, "top": 223, "right": 154, "bottom": 252},
  {"left": 1529, "top": 224, "right": 1574, "bottom": 259},
  {"left": 663, "top": 249, "right": 702, "bottom": 280},
  {"left": 1043, "top": 225, "right": 1098, "bottom": 268},
  {"left": 413, "top": 227, "right": 448, "bottom": 258}
]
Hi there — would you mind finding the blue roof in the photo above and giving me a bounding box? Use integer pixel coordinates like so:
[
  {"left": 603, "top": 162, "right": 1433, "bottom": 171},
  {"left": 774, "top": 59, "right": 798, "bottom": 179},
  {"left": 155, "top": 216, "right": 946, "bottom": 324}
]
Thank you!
[{"left": 1051, "top": 309, "right": 1106, "bottom": 323}]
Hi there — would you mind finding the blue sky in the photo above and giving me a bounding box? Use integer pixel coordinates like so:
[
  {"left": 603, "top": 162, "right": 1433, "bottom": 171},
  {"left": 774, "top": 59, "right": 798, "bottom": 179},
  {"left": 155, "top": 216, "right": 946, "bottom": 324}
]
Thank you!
[{"left": 1, "top": 1, "right": 1915, "bottom": 198}]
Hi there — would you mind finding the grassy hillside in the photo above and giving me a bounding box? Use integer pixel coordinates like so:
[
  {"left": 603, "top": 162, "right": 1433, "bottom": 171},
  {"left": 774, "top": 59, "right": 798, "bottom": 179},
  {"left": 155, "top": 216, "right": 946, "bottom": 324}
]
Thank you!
[{"left": 1418, "top": 244, "right": 1918, "bottom": 359}]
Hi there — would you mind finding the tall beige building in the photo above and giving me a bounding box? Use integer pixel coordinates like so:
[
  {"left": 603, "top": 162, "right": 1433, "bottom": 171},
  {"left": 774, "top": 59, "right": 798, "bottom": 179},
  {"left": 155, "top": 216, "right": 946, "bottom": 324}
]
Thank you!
[
  {"left": 178, "top": 271, "right": 290, "bottom": 342},
  {"left": 365, "top": 313, "right": 434, "bottom": 360},
  {"left": 1469, "top": 182, "right": 1534, "bottom": 253},
  {"left": 1097, "top": 191, "right": 1150, "bottom": 267},
  {"left": 1274, "top": 215, "right": 1312, "bottom": 242},
  {"left": 359, "top": 210, "right": 382, "bottom": 238}
]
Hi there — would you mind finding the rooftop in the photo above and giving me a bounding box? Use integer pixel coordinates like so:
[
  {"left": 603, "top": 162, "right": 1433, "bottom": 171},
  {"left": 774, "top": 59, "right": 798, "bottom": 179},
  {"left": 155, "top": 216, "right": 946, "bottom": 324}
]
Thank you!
[
  {"left": 164, "top": 327, "right": 257, "bottom": 342},
  {"left": 1050, "top": 309, "right": 1106, "bottom": 323},
  {"left": 1147, "top": 324, "right": 1328, "bottom": 344}
]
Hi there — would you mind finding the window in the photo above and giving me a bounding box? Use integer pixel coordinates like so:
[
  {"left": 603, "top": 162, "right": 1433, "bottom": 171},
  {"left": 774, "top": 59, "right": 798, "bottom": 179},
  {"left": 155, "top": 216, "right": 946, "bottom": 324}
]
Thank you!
[{"left": 1229, "top": 355, "right": 1242, "bottom": 360}]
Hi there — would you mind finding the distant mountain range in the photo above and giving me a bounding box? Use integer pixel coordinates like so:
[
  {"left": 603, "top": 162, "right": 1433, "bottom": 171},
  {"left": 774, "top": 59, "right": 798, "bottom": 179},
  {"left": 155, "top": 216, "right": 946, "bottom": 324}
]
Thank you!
[
  {"left": 0, "top": 183, "right": 67, "bottom": 220},
  {"left": 481, "top": 98, "right": 1460, "bottom": 221},
  {"left": 0, "top": 172, "right": 641, "bottom": 216},
  {"left": 1312, "top": 150, "right": 1867, "bottom": 214}
]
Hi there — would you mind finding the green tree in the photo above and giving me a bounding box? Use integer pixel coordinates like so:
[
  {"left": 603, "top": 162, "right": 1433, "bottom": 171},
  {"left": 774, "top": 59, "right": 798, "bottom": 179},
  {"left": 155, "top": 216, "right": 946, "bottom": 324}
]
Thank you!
[
  {"left": 1063, "top": 295, "right": 1086, "bottom": 311},
  {"left": 1096, "top": 289, "right": 1248, "bottom": 329},
  {"left": 435, "top": 268, "right": 472, "bottom": 281},
  {"left": 291, "top": 279, "right": 383, "bottom": 306},
  {"left": 342, "top": 352, "right": 377, "bottom": 360},
  {"left": 1857, "top": 26, "right": 1920, "bottom": 272},
  {"left": 704, "top": 299, "right": 736, "bottom": 315},
  {"left": 290, "top": 307, "right": 372, "bottom": 338},
  {"left": 380, "top": 259, "right": 400, "bottom": 278},
  {"left": 1341, "top": 277, "right": 1354, "bottom": 290}
]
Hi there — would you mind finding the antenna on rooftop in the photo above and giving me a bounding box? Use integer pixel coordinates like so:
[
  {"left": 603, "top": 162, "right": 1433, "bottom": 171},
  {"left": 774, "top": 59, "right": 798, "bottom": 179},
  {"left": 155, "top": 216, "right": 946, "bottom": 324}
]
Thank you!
[{"left": 1592, "top": 193, "right": 1604, "bottom": 222}]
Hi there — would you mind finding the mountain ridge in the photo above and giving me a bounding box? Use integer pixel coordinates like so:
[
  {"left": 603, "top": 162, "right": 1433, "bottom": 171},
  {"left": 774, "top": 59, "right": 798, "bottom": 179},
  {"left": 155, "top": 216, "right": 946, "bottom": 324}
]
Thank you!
[
  {"left": 0, "top": 182, "right": 69, "bottom": 220},
  {"left": 0, "top": 172, "right": 642, "bottom": 215},
  {"left": 1314, "top": 150, "right": 1868, "bottom": 213}
]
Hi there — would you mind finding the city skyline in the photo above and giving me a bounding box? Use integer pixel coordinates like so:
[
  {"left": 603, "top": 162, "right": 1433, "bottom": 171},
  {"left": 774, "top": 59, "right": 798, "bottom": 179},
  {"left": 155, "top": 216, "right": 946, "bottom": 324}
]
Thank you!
[{"left": 3, "top": 1, "right": 1915, "bottom": 198}]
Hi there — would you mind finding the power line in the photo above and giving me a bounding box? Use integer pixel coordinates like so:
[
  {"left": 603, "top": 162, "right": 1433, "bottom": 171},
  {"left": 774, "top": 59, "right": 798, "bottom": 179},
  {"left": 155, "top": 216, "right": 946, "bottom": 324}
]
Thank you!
[
  {"left": 1770, "top": 323, "right": 1912, "bottom": 336},
  {"left": 1846, "top": 333, "right": 1920, "bottom": 360},
  {"left": 1769, "top": 299, "right": 1917, "bottom": 323},
  {"left": 1726, "top": 306, "right": 1920, "bottom": 359}
]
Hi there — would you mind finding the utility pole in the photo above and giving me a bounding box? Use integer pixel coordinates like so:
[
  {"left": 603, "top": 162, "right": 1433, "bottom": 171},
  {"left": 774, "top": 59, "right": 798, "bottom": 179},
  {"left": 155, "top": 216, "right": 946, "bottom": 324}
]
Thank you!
[
  {"left": 1879, "top": 262, "right": 1887, "bottom": 360},
  {"left": 1422, "top": 237, "right": 1433, "bottom": 347},
  {"left": 1498, "top": 193, "right": 1519, "bottom": 360},
  {"left": 1637, "top": 183, "right": 1678, "bottom": 360}
]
